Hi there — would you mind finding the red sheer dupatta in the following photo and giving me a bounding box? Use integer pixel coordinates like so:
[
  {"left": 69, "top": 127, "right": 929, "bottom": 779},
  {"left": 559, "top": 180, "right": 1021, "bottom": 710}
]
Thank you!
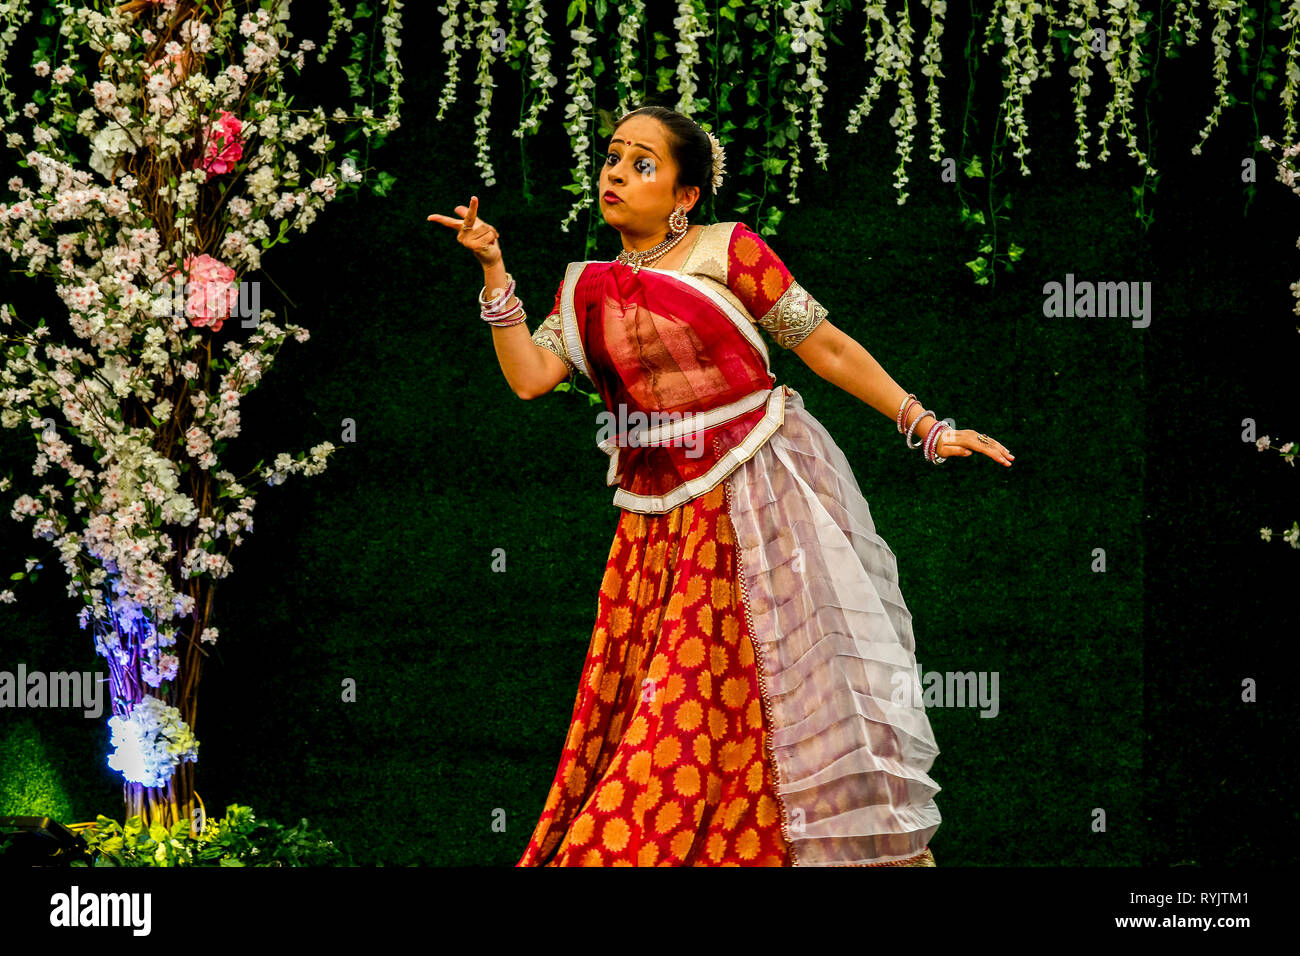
[{"left": 558, "top": 258, "right": 787, "bottom": 514}]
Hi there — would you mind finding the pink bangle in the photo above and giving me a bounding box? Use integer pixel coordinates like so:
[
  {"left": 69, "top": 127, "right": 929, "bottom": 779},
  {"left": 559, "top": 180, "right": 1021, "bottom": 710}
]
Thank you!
[
  {"left": 483, "top": 302, "right": 524, "bottom": 322},
  {"left": 482, "top": 295, "right": 525, "bottom": 322},
  {"left": 482, "top": 297, "right": 522, "bottom": 320},
  {"left": 483, "top": 302, "right": 527, "bottom": 326},
  {"left": 896, "top": 394, "right": 919, "bottom": 433},
  {"left": 924, "top": 420, "right": 946, "bottom": 463}
]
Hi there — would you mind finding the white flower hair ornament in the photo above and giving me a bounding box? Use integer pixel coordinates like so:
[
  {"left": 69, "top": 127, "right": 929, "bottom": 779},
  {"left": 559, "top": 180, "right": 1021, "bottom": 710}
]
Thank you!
[{"left": 706, "top": 130, "right": 726, "bottom": 193}]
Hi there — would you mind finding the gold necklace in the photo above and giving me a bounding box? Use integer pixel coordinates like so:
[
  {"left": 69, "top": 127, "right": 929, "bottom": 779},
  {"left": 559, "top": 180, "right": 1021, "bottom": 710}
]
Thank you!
[{"left": 615, "top": 228, "right": 687, "bottom": 275}]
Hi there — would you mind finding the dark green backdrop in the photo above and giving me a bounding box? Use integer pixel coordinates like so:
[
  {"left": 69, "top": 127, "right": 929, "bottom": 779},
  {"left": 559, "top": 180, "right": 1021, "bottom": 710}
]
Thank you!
[{"left": 1, "top": 3, "right": 1295, "bottom": 866}]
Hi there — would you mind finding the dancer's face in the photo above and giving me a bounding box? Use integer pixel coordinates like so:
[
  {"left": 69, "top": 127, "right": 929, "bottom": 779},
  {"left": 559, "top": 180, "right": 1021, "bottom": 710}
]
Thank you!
[{"left": 599, "top": 116, "right": 699, "bottom": 239}]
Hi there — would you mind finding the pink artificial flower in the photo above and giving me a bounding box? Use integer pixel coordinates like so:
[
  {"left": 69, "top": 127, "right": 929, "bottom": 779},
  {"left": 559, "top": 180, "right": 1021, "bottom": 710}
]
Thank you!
[
  {"left": 151, "top": 50, "right": 190, "bottom": 85},
  {"left": 195, "top": 110, "right": 245, "bottom": 176},
  {"left": 164, "top": 253, "right": 238, "bottom": 332}
]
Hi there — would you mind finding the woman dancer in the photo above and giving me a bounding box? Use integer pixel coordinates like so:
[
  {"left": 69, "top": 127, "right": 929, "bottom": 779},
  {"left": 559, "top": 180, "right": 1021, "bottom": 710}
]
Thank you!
[{"left": 429, "top": 106, "right": 1014, "bottom": 867}]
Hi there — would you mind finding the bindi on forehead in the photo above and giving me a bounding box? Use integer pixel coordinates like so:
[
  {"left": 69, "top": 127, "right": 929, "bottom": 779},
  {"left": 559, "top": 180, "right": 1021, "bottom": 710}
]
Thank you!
[{"left": 610, "top": 137, "right": 661, "bottom": 159}]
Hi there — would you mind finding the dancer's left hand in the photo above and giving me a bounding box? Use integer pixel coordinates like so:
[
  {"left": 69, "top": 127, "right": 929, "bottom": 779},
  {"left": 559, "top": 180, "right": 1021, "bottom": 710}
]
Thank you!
[{"left": 935, "top": 428, "right": 1015, "bottom": 467}]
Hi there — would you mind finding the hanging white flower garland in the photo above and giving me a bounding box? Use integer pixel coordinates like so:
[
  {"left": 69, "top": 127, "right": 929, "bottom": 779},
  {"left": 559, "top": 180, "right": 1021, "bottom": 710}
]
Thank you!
[
  {"left": 614, "top": 0, "right": 648, "bottom": 119},
  {"left": 559, "top": 22, "right": 597, "bottom": 233},
  {"left": 427, "top": 0, "right": 1300, "bottom": 224},
  {"left": 470, "top": 0, "right": 503, "bottom": 188},
  {"left": 515, "top": 0, "right": 558, "bottom": 138},
  {"left": 920, "top": 0, "right": 949, "bottom": 164}
]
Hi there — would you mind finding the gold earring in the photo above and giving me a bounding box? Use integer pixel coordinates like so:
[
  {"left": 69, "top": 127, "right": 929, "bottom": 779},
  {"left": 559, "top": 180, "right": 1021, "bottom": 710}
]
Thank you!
[{"left": 668, "top": 205, "right": 689, "bottom": 235}]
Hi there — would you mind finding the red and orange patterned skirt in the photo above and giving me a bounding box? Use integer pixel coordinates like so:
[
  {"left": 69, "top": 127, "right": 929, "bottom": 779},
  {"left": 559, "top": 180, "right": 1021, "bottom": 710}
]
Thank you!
[{"left": 515, "top": 480, "right": 935, "bottom": 867}]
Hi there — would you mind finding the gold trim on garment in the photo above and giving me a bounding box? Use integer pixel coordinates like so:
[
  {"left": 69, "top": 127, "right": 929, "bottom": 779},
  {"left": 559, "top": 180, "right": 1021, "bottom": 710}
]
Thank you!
[
  {"left": 608, "top": 386, "right": 787, "bottom": 513},
  {"left": 758, "top": 280, "right": 829, "bottom": 350},
  {"left": 531, "top": 311, "right": 579, "bottom": 378}
]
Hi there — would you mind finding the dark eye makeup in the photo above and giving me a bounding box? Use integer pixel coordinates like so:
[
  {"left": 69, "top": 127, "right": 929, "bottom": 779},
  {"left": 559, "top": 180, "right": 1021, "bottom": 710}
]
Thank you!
[{"left": 606, "top": 151, "right": 655, "bottom": 174}]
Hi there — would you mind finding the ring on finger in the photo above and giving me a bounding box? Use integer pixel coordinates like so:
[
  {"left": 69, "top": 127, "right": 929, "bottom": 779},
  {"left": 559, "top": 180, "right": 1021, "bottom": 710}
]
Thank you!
[{"left": 977, "top": 433, "right": 992, "bottom": 445}]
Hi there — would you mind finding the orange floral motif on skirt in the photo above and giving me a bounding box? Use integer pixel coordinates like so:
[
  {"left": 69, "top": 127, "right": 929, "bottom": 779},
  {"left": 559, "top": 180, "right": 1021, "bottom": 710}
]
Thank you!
[{"left": 516, "top": 482, "right": 791, "bottom": 866}]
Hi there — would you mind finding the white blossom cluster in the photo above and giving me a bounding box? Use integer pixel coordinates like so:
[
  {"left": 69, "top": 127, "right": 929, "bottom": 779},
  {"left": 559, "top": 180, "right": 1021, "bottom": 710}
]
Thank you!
[{"left": 106, "top": 694, "right": 199, "bottom": 788}]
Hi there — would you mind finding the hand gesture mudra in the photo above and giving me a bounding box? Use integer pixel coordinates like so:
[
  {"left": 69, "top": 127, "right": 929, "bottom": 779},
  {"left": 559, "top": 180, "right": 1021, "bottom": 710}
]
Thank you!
[
  {"left": 934, "top": 426, "right": 1015, "bottom": 466},
  {"left": 427, "top": 195, "right": 502, "bottom": 267}
]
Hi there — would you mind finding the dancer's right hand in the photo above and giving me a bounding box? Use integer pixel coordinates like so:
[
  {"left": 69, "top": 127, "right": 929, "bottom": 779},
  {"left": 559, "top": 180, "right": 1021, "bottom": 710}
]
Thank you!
[{"left": 427, "top": 195, "right": 502, "bottom": 267}]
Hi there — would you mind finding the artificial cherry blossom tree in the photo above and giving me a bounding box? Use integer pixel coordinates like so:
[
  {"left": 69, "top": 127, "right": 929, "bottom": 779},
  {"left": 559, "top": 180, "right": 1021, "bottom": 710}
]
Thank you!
[{"left": 0, "top": 0, "right": 404, "bottom": 830}]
